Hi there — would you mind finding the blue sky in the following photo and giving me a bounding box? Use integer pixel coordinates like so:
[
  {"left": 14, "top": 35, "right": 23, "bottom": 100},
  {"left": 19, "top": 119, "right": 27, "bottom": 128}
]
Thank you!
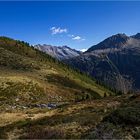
[{"left": 0, "top": 1, "right": 140, "bottom": 50}]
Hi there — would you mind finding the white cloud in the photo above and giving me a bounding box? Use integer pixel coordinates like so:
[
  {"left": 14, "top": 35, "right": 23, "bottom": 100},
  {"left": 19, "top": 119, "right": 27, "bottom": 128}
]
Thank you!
[
  {"left": 72, "top": 36, "right": 81, "bottom": 40},
  {"left": 69, "top": 34, "right": 85, "bottom": 41},
  {"left": 80, "top": 48, "right": 88, "bottom": 52},
  {"left": 50, "top": 27, "right": 67, "bottom": 35},
  {"left": 50, "top": 29, "right": 86, "bottom": 42}
]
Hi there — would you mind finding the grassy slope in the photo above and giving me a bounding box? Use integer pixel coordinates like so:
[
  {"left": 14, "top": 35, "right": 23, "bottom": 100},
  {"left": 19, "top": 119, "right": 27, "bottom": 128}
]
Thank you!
[{"left": 0, "top": 36, "right": 113, "bottom": 110}]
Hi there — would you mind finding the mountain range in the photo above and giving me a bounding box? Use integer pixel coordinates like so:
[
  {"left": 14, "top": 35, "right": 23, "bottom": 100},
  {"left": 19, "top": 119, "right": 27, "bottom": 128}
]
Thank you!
[
  {"left": 65, "top": 33, "right": 140, "bottom": 93},
  {"left": 36, "top": 33, "right": 140, "bottom": 93},
  {"left": 34, "top": 44, "right": 81, "bottom": 60}
]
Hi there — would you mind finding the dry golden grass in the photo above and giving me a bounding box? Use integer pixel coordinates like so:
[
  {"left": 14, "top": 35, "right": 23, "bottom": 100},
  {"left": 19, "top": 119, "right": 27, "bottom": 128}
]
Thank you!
[
  {"left": 0, "top": 94, "right": 135, "bottom": 139},
  {"left": 0, "top": 113, "right": 27, "bottom": 127}
]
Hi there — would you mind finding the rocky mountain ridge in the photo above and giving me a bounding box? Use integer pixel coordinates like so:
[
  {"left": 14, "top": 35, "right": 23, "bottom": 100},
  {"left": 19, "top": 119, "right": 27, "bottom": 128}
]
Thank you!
[
  {"left": 34, "top": 44, "right": 81, "bottom": 60},
  {"left": 65, "top": 33, "right": 140, "bottom": 93}
]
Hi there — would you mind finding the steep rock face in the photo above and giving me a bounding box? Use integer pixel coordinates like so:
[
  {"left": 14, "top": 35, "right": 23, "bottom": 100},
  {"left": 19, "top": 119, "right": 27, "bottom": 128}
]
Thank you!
[
  {"left": 34, "top": 44, "right": 81, "bottom": 60},
  {"left": 65, "top": 33, "right": 140, "bottom": 93}
]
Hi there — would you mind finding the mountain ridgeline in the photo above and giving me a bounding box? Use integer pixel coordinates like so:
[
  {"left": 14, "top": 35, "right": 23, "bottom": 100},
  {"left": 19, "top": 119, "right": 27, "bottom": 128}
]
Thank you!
[
  {"left": 34, "top": 44, "right": 81, "bottom": 60},
  {"left": 65, "top": 33, "right": 140, "bottom": 93}
]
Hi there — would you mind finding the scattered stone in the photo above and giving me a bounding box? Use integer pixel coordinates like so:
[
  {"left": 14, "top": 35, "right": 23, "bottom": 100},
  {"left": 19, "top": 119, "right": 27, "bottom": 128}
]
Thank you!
[{"left": 15, "top": 98, "right": 19, "bottom": 102}]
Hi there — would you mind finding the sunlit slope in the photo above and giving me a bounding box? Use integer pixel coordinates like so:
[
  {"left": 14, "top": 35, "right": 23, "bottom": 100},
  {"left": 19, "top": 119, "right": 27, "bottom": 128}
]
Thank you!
[{"left": 0, "top": 37, "right": 113, "bottom": 108}]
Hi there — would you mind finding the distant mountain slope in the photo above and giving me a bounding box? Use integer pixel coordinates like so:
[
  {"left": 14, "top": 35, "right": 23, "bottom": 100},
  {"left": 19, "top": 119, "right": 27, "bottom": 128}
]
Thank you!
[
  {"left": 86, "top": 33, "right": 129, "bottom": 52},
  {"left": 34, "top": 44, "right": 81, "bottom": 60},
  {"left": 0, "top": 36, "right": 112, "bottom": 110},
  {"left": 65, "top": 33, "right": 140, "bottom": 93},
  {"left": 131, "top": 33, "right": 140, "bottom": 39}
]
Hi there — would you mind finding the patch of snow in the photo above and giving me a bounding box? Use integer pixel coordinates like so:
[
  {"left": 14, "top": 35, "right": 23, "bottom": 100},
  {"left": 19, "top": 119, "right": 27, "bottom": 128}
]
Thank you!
[{"left": 80, "top": 48, "right": 88, "bottom": 52}]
